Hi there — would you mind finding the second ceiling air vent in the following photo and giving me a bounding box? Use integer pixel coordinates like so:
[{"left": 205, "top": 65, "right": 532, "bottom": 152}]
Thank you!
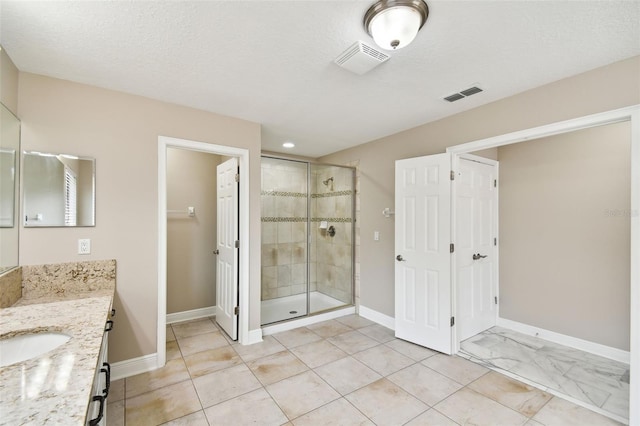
[
  {"left": 444, "top": 86, "right": 483, "bottom": 102},
  {"left": 334, "top": 41, "right": 390, "bottom": 75}
]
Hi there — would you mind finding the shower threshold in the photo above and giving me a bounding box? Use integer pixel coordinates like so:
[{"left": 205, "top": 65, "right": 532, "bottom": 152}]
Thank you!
[{"left": 261, "top": 291, "right": 347, "bottom": 326}]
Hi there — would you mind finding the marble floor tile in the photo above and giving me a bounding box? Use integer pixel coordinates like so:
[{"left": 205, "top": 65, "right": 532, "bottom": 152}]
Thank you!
[
  {"left": 176, "top": 331, "right": 229, "bottom": 357},
  {"left": 192, "top": 363, "right": 262, "bottom": 408},
  {"left": 468, "top": 371, "right": 552, "bottom": 417},
  {"left": 246, "top": 350, "right": 309, "bottom": 386},
  {"left": 314, "top": 356, "right": 381, "bottom": 395},
  {"left": 272, "top": 327, "right": 322, "bottom": 348},
  {"left": 335, "top": 314, "right": 375, "bottom": 329},
  {"left": 183, "top": 345, "right": 243, "bottom": 378},
  {"left": 233, "top": 335, "right": 286, "bottom": 362},
  {"left": 289, "top": 339, "right": 348, "bottom": 368},
  {"left": 327, "top": 330, "right": 379, "bottom": 355},
  {"left": 125, "top": 380, "right": 202, "bottom": 425},
  {"left": 532, "top": 397, "right": 623, "bottom": 425},
  {"left": 125, "top": 358, "right": 191, "bottom": 398},
  {"left": 292, "top": 398, "right": 374, "bottom": 426},
  {"left": 106, "top": 400, "right": 124, "bottom": 426},
  {"left": 434, "top": 387, "right": 527, "bottom": 426},
  {"left": 422, "top": 354, "right": 489, "bottom": 385},
  {"left": 306, "top": 319, "right": 353, "bottom": 338},
  {"left": 204, "top": 388, "right": 288, "bottom": 425},
  {"left": 404, "top": 408, "right": 458, "bottom": 426},
  {"left": 266, "top": 371, "right": 341, "bottom": 419},
  {"left": 345, "top": 378, "right": 428, "bottom": 426},
  {"left": 160, "top": 410, "right": 209, "bottom": 425},
  {"left": 166, "top": 340, "right": 182, "bottom": 361},
  {"left": 385, "top": 339, "right": 437, "bottom": 362},
  {"left": 357, "top": 324, "right": 396, "bottom": 343},
  {"left": 388, "top": 363, "right": 463, "bottom": 406},
  {"left": 171, "top": 319, "right": 217, "bottom": 339},
  {"left": 601, "top": 391, "right": 630, "bottom": 420},
  {"left": 353, "top": 344, "right": 415, "bottom": 376}
]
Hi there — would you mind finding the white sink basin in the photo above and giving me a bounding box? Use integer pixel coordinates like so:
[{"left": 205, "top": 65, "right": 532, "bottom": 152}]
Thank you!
[{"left": 0, "top": 332, "right": 71, "bottom": 367}]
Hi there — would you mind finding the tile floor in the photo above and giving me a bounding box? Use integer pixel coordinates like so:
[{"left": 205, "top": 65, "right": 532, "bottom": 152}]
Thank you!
[
  {"left": 459, "top": 326, "right": 630, "bottom": 422},
  {"left": 106, "top": 315, "right": 622, "bottom": 425}
]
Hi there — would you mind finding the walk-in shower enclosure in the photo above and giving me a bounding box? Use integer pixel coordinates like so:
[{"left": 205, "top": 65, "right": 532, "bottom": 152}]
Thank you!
[{"left": 261, "top": 157, "right": 355, "bottom": 325}]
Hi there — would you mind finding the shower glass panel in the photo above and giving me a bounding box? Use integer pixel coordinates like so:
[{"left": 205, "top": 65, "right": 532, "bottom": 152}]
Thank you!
[{"left": 260, "top": 157, "right": 355, "bottom": 326}]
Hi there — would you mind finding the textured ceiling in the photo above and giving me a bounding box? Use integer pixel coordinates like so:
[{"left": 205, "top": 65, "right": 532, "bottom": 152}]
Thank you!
[{"left": 1, "top": 1, "right": 639, "bottom": 157}]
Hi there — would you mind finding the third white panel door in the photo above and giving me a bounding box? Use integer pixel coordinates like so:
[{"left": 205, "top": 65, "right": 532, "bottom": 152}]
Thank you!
[{"left": 457, "top": 157, "right": 497, "bottom": 341}]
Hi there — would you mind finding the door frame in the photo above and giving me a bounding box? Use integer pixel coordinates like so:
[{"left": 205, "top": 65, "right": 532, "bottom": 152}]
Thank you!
[
  {"left": 446, "top": 104, "right": 639, "bottom": 425},
  {"left": 452, "top": 154, "right": 499, "bottom": 343},
  {"left": 157, "top": 136, "right": 250, "bottom": 367}
]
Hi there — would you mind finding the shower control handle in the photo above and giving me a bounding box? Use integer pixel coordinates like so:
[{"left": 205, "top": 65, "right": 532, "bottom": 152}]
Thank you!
[{"left": 396, "top": 255, "right": 405, "bottom": 262}]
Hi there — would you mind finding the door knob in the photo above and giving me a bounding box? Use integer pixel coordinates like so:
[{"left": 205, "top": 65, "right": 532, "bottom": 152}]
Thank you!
[
  {"left": 472, "top": 253, "right": 488, "bottom": 260},
  {"left": 396, "top": 255, "right": 405, "bottom": 262}
]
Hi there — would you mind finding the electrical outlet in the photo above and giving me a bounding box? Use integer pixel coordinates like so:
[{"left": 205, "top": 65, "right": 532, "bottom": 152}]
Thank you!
[{"left": 78, "top": 239, "right": 91, "bottom": 255}]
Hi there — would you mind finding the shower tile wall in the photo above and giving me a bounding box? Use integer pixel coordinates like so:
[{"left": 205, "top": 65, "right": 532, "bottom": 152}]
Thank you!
[{"left": 261, "top": 160, "right": 308, "bottom": 301}]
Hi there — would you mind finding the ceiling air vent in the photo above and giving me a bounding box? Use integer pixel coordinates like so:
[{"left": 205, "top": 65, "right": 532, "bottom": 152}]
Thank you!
[
  {"left": 444, "top": 86, "right": 484, "bottom": 102},
  {"left": 334, "top": 41, "right": 390, "bottom": 75}
]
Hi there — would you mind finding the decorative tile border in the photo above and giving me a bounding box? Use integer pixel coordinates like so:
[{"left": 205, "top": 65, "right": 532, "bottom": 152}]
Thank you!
[
  {"left": 261, "top": 190, "right": 353, "bottom": 198},
  {"left": 261, "top": 217, "right": 353, "bottom": 223},
  {"left": 311, "top": 190, "right": 353, "bottom": 198}
]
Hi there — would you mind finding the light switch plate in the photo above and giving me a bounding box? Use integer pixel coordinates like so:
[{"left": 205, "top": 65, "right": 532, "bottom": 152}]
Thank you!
[{"left": 78, "top": 239, "right": 91, "bottom": 255}]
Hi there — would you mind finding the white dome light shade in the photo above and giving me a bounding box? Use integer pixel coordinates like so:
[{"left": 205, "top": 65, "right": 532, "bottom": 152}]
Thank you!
[{"left": 364, "top": 0, "right": 429, "bottom": 51}]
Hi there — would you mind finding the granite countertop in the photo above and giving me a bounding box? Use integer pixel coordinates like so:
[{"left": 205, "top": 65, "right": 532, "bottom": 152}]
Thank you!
[{"left": 0, "top": 291, "right": 114, "bottom": 425}]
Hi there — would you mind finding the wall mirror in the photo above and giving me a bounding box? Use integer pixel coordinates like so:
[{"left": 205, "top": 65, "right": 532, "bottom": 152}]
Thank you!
[
  {"left": 0, "top": 102, "right": 20, "bottom": 273},
  {"left": 23, "top": 151, "right": 95, "bottom": 227}
]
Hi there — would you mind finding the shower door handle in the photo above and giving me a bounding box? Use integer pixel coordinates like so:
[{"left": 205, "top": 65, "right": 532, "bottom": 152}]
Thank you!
[{"left": 396, "top": 255, "right": 405, "bottom": 262}]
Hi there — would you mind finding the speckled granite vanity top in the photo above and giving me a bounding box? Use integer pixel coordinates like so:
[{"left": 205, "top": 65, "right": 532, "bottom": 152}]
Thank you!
[{"left": 0, "top": 260, "right": 115, "bottom": 425}]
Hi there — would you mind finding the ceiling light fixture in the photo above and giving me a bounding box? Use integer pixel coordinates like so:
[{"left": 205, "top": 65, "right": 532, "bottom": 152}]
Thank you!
[
  {"left": 282, "top": 142, "right": 295, "bottom": 149},
  {"left": 364, "top": 0, "right": 429, "bottom": 51}
]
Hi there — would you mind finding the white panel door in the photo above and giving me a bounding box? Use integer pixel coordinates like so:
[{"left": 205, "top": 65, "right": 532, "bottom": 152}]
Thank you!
[
  {"left": 456, "top": 157, "right": 497, "bottom": 341},
  {"left": 216, "top": 157, "right": 239, "bottom": 340},
  {"left": 395, "top": 153, "right": 452, "bottom": 354}
]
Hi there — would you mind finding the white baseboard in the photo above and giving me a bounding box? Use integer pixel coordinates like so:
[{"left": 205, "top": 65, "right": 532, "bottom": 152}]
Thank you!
[
  {"left": 244, "top": 328, "right": 264, "bottom": 345},
  {"left": 110, "top": 353, "right": 158, "bottom": 381},
  {"left": 166, "top": 306, "right": 216, "bottom": 324},
  {"left": 359, "top": 305, "right": 395, "bottom": 330},
  {"left": 497, "top": 317, "right": 630, "bottom": 364},
  {"left": 262, "top": 306, "right": 356, "bottom": 336}
]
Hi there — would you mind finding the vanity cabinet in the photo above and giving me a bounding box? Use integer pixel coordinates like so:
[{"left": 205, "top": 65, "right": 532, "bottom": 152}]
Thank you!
[{"left": 87, "top": 312, "right": 114, "bottom": 426}]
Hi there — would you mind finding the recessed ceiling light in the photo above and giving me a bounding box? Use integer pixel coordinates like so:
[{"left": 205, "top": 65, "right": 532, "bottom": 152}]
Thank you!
[{"left": 282, "top": 142, "right": 295, "bottom": 148}]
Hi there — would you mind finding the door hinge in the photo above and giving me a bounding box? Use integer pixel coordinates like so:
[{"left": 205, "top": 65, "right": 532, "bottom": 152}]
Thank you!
[
  {"left": 234, "top": 240, "right": 240, "bottom": 248},
  {"left": 450, "top": 316, "right": 455, "bottom": 327},
  {"left": 234, "top": 306, "right": 239, "bottom": 315},
  {"left": 450, "top": 170, "right": 455, "bottom": 181},
  {"left": 494, "top": 296, "right": 498, "bottom": 305},
  {"left": 234, "top": 173, "right": 240, "bottom": 182},
  {"left": 494, "top": 237, "right": 497, "bottom": 246},
  {"left": 450, "top": 243, "right": 454, "bottom": 253},
  {"left": 494, "top": 179, "right": 497, "bottom": 188}
]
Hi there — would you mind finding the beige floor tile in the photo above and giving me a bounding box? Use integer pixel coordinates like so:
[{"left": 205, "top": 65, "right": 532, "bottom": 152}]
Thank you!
[
  {"left": 106, "top": 399, "right": 124, "bottom": 426},
  {"left": 388, "top": 363, "right": 463, "bottom": 406},
  {"left": 422, "top": 354, "right": 489, "bottom": 385},
  {"left": 172, "top": 318, "right": 217, "bottom": 338},
  {"left": 328, "top": 330, "right": 379, "bottom": 355},
  {"left": 126, "top": 358, "right": 191, "bottom": 398},
  {"left": 125, "top": 380, "right": 202, "bottom": 425},
  {"left": 345, "top": 378, "right": 428, "bottom": 425},
  {"left": 192, "top": 363, "right": 262, "bottom": 408},
  {"left": 108, "top": 378, "right": 125, "bottom": 403},
  {"left": 385, "top": 339, "right": 437, "bottom": 362},
  {"left": 357, "top": 324, "right": 396, "bottom": 343},
  {"left": 160, "top": 410, "right": 209, "bottom": 425},
  {"left": 167, "top": 325, "right": 176, "bottom": 342},
  {"left": 525, "top": 420, "right": 545, "bottom": 426},
  {"left": 166, "top": 340, "right": 182, "bottom": 361},
  {"left": 353, "top": 344, "right": 415, "bottom": 376},
  {"left": 247, "top": 350, "right": 309, "bottom": 385},
  {"left": 233, "top": 335, "right": 286, "bottom": 362},
  {"left": 204, "top": 388, "right": 288, "bottom": 425},
  {"left": 468, "top": 371, "right": 552, "bottom": 417},
  {"left": 290, "top": 339, "right": 348, "bottom": 368},
  {"left": 183, "top": 345, "right": 243, "bottom": 378},
  {"left": 292, "top": 398, "right": 374, "bottom": 425},
  {"left": 314, "top": 356, "right": 381, "bottom": 395},
  {"left": 272, "top": 327, "right": 322, "bottom": 348},
  {"left": 266, "top": 371, "right": 340, "bottom": 419},
  {"left": 177, "top": 331, "right": 229, "bottom": 357},
  {"left": 306, "top": 319, "right": 353, "bottom": 338},
  {"left": 434, "top": 388, "right": 528, "bottom": 426},
  {"left": 532, "top": 397, "right": 623, "bottom": 425},
  {"left": 336, "top": 314, "right": 375, "bottom": 329},
  {"left": 404, "top": 408, "right": 458, "bottom": 426}
]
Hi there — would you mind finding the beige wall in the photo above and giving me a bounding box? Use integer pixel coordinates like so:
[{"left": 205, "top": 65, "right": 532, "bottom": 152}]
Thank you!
[
  {"left": 498, "top": 122, "right": 630, "bottom": 350},
  {"left": 17, "top": 72, "right": 261, "bottom": 362},
  {"left": 0, "top": 46, "right": 19, "bottom": 114},
  {"left": 320, "top": 56, "right": 639, "bottom": 348},
  {"left": 167, "top": 148, "right": 220, "bottom": 314}
]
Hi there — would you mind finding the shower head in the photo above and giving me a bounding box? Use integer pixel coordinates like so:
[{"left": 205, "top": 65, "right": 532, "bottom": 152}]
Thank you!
[{"left": 322, "top": 177, "right": 334, "bottom": 186}]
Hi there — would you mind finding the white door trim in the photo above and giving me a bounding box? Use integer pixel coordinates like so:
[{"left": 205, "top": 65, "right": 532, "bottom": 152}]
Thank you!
[
  {"left": 446, "top": 104, "right": 640, "bottom": 425},
  {"left": 158, "top": 136, "right": 251, "bottom": 368}
]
